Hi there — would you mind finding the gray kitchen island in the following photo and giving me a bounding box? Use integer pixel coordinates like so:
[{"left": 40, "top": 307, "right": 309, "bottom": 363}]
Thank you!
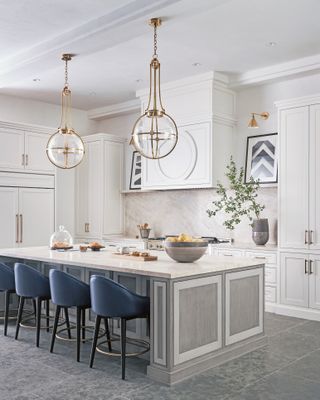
[{"left": 0, "top": 246, "right": 266, "bottom": 385}]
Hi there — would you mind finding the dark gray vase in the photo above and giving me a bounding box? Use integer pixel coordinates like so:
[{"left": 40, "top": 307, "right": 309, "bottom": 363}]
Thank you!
[{"left": 252, "top": 218, "right": 269, "bottom": 245}]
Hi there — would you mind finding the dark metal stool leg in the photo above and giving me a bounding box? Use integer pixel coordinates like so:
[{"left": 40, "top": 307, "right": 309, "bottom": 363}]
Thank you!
[
  {"left": 89, "top": 315, "right": 101, "bottom": 368},
  {"left": 104, "top": 318, "right": 112, "bottom": 352},
  {"left": 4, "top": 291, "right": 10, "bottom": 336},
  {"left": 36, "top": 298, "right": 42, "bottom": 347},
  {"left": 46, "top": 300, "right": 50, "bottom": 332},
  {"left": 81, "top": 308, "right": 86, "bottom": 342},
  {"left": 121, "top": 318, "right": 127, "bottom": 380},
  {"left": 76, "top": 307, "right": 81, "bottom": 362},
  {"left": 15, "top": 296, "right": 24, "bottom": 340},
  {"left": 50, "top": 305, "right": 61, "bottom": 353},
  {"left": 64, "top": 307, "right": 72, "bottom": 339},
  {"left": 32, "top": 299, "right": 37, "bottom": 317}
]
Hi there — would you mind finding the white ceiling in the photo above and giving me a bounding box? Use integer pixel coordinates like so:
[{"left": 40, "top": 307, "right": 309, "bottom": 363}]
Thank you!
[{"left": 1, "top": 0, "right": 320, "bottom": 110}]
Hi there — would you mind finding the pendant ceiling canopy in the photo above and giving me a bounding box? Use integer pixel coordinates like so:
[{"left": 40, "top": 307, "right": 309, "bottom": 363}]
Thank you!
[
  {"left": 130, "top": 18, "right": 178, "bottom": 160},
  {"left": 46, "top": 54, "right": 85, "bottom": 169}
]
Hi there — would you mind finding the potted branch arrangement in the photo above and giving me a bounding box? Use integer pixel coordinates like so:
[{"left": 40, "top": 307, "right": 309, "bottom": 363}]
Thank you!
[{"left": 207, "top": 157, "right": 268, "bottom": 245}]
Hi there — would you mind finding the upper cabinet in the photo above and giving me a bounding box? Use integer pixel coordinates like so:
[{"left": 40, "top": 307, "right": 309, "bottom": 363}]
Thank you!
[
  {"left": 278, "top": 103, "right": 320, "bottom": 250},
  {"left": 136, "top": 72, "right": 236, "bottom": 190},
  {"left": 0, "top": 126, "right": 54, "bottom": 174},
  {"left": 75, "top": 134, "right": 124, "bottom": 240}
]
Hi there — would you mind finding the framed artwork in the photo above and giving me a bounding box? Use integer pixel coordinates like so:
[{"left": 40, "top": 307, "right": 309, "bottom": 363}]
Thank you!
[
  {"left": 129, "top": 151, "right": 142, "bottom": 190},
  {"left": 245, "top": 133, "right": 278, "bottom": 184}
]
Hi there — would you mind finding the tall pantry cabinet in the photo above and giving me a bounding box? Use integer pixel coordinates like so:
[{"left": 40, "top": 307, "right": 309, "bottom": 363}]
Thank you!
[{"left": 278, "top": 99, "right": 320, "bottom": 315}]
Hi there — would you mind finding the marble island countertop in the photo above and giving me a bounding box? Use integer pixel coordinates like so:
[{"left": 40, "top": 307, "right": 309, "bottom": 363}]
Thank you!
[{"left": 0, "top": 246, "right": 265, "bottom": 279}]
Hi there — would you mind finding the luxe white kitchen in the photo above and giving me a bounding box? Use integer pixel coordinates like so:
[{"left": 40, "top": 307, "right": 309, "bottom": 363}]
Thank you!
[{"left": 1, "top": 1, "right": 320, "bottom": 399}]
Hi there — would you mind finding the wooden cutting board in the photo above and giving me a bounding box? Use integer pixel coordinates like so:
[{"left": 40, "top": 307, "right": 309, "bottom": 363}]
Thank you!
[{"left": 112, "top": 253, "right": 158, "bottom": 262}]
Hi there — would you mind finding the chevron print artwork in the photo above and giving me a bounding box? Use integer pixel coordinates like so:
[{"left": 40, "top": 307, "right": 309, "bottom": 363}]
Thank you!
[
  {"left": 130, "top": 151, "right": 142, "bottom": 190},
  {"left": 245, "top": 133, "right": 278, "bottom": 184}
]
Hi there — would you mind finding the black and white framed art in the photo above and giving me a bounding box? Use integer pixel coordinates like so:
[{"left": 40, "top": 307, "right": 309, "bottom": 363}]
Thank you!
[
  {"left": 129, "top": 151, "right": 142, "bottom": 190},
  {"left": 245, "top": 133, "right": 278, "bottom": 184}
]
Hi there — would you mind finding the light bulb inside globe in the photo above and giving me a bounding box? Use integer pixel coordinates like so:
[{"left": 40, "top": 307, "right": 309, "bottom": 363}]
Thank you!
[
  {"left": 131, "top": 111, "right": 178, "bottom": 159},
  {"left": 46, "top": 128, "right": 85, "bottom": 169}
]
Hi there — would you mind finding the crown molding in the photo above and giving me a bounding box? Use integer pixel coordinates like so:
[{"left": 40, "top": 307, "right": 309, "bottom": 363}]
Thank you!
[
  {"left": 275, "top": 93, "right": 320, "bottom": 109},
  {"left": 88, "top": 99, "right": 140, "bottom": 120},
  {"left": 0, "top": 119, "right": 54, "bottom": 134},
  {"left": 230, "top": 53, "right": 320, "bottom": 88}
]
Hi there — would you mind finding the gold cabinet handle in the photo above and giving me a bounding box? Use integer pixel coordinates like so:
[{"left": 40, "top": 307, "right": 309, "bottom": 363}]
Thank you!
[
  {"left": 305, "top": 230, "right": 309, "bottom": 245},
  {"left": 25, "top": 154, "right": 29, "bottom": 166},
  {"left": 305, "top": 259, "right": 308, "bottom": 274},
  {"left": 309, "top": 260, "right": 314, "bottom": 275},
  {"left": 16, "top": 214, "right": 19, "bottom": 243},
  {"left": 85, "top": 223, "right": 90, "bottom": 233},
  {"left": 22, "top": 154, "right": 25, "bottom": 166},
  {"left": 20, "top": 214, "right": 23, "bottom": 243}
]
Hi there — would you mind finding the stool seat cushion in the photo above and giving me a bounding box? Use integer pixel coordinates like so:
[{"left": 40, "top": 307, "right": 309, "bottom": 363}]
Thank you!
[
  {"left": 49, "top": 269, "right": 90, "bottom": 308},
  {"left": 0, "top": 262, "right": 15, "bottom": 291},
  {"left": 90, "top": 275, "right": 150, "bottom": 319},
  {"left": 14, "top": 263, "right": 51, "bottom": 299}
]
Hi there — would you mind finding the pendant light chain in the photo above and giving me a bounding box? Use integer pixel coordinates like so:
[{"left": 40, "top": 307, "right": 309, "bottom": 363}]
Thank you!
[
  {"left": 153, "top": 23, "right": 158, "bottom": 57},
  {"left": 64, "top": 57, "right": 69, "bottom": 88}
]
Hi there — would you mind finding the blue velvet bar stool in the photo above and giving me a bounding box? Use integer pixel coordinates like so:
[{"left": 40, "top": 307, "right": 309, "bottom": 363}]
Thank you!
[
  {"left": 49, "top": 269, "right": 111, "bottom": 362},
  {"left": 0, "top": 262, "right": 16, "bottom": 336},
  {"left": 14, "top": 263, "right": 51, "bottom": 347},
  {"left": 89, "top": 275, "right": 150, "bottom": 380}
]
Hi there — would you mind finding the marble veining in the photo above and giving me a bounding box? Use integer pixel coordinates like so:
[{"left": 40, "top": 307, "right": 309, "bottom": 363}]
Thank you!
[
  {"left": 0, "top": 246, "right": 264, "bottom": 279},
  {"left": 124, "top": 187, "right": 278, "bottom": 244}
]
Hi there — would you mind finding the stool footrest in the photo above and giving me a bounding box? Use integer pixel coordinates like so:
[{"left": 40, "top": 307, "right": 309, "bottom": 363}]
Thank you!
[
  {"left": 96, "top": 336, "right": 150, "bottom": 357},
  {"left": 55, "top": 324, "right": 106, "bottom": 343}
]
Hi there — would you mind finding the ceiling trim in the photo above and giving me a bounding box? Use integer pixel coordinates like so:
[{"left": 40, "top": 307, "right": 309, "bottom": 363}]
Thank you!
[
  {"left": 275, "top": 93, "right": 320, "bottom": 109},
  {"left": 230, "top": 53, "right": 320, "bottom": 88},
  {"left": 88, "top": 99, "right": 140, "bottom": 120}
]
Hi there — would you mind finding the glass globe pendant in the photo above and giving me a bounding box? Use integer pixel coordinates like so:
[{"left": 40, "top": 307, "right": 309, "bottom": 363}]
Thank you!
[
  {"left": 130, "top": 18, "right": 178, "bottom": 160},
  {"left": 46, "top": 54, "right": 84, "bottom": 169}
]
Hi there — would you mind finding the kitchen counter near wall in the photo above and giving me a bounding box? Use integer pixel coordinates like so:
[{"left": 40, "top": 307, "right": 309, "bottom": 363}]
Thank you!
[{"left": 124, "top": 187, "right": 278, "bottom": 244}]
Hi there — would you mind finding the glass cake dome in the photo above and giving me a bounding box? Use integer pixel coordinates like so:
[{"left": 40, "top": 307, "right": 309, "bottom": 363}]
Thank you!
[{"left": 50, "top": 225, "right": 73, "bottom": 249}]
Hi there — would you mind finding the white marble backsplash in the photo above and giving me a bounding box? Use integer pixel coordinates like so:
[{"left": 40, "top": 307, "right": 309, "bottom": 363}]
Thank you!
[{"left": 124, "top": 187, "right": 278, "bottom": 244}]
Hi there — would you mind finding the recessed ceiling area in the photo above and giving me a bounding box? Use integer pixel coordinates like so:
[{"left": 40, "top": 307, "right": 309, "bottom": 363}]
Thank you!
[{"left": 1, "top": 0, "right": 320, "bottom": 110}]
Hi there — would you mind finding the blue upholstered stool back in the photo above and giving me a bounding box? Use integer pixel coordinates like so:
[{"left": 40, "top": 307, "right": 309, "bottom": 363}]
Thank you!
[
  {"left": 14, "top": 263, "right": 51, "bottom": 299},
  {"left": 49, "top": 269, "right": 90, "bottom": 307},
  {"left": 0, "top": 262, "right": 15, "bottom": 291},
  {"left": 90, "top": 275, "right": 150, "bottom": 318}
]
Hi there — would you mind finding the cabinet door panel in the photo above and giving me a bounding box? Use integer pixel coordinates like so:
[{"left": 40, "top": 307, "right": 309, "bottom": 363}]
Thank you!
[
  {"left": 19, "top": 188, "right": 55, "bottom": 247},
  {"left": 279, "top": 107, "right": 309, "bottom": 249},
  {"left": 0, "top": 187, "right": 19, "bottom": 248},
  {"left": 24, "top": 132, "right": 54, "bottom": 173},
  {"left": 0, "top": 129, "right": 25, "bottom": 171},
  {"left": 75, "top": 146, "right": 89, "bottom": 237},
  {"left": 280, "top": 253, "right": 309, "bottom": 307},
  {"left": 309, "top": 105, "right": 320, "bottom": 249},
  {"left": 103, "top": 141, "right": 123, "bottom": 235},
  {"left": 142, "top": 122, "right": 212, "bottom": 189},
  {"left": 309, "top": 255, "right": 320, "bottom": 310}
]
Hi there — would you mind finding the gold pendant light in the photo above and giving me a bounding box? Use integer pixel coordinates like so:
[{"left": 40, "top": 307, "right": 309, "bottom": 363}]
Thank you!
[
  {"left": 46, "top": 54, "right": 85, "bottom": 169},
  {"left": 130, "top": 18, "right": 178, "bottom": 160}
]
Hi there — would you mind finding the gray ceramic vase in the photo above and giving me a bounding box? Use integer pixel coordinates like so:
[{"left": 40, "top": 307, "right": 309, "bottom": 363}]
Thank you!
[{"left": 252, "top": 218, "right": 269, "bottom": 246}]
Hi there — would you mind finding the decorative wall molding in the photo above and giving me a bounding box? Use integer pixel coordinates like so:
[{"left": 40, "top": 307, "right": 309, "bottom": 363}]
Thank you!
[
  {"left": 88, "top": 99, "right": 140, "bottom": 120},
  {"left": 275, "top": 93, "right": 320, "bottom": 110},
  {"left": 230, "top": 53, "right": 320, "bottom": 88},
  {"left": 0, "top": 120, "right": 54, "bottom": 134}
]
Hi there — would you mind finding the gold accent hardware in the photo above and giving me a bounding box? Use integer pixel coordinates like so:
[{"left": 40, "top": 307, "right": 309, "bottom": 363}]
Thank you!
[
  {"left": 22, "top": 154, "right": 25, "bottom": 166},
  {"left": 16, "top": 214, "right": 19, "bottom": 243},
  {"left": 305, "top": 230, "right": 309, "bottom": 245},
  {"left": 96, "top": 337, "right": 150, "bottom": 357},
  {"left": 309, "top": 260, "right": 314, "bottom": 274},
  {"left": 248, "top": 112, "right": 270, "bottom": 128},
  {"left": 25, "top": 154, "right": 29, "bottom": 166},
  {"left": 20, "top": 214, "right": 23, "bottom": 243},
  {"left": 254, "top": 256, "right": 266, "bottom": 259},
  {"left": 130, "top": 17, "right": 178, "bottom": 160},
  {"left": 305, "top": 259, "right": 308, "bottom": 274},
  {"left": 85, "top": 223, "right": 90, "bottom": 233},
  {"left": 46, "top": 54, "right": 85, "bottom": 169}
]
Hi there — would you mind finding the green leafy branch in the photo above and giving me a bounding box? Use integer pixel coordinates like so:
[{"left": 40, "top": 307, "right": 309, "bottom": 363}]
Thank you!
[{"left": 207, "top": 157, "right": 265, "bottom": 230}]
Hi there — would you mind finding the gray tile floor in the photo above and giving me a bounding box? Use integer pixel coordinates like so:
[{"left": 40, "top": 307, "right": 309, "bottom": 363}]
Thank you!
[{"left": 1, "top": 312, "right": 320, "bottom": 399}]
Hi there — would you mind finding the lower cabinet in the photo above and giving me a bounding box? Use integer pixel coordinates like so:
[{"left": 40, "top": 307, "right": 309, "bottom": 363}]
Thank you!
[
  {"left": 280, "top": 252, "right": 320, "bottom": 309},
  {"left": 225, "top": 268, "right": 264, "bottom": 345}
]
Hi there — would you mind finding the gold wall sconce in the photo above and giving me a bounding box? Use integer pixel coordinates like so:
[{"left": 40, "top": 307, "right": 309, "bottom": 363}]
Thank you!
[{"left": 248, "top": 112, "right": 270, "bottom": 128}]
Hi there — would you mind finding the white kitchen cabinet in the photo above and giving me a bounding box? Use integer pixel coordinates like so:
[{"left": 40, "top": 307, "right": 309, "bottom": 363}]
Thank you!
[
  {"left": 280, "top": 252, "right": 309, "bottom": 308},
  {"left": 308, "top": 255, "right": 320, "bottom": 310},
  {"left": 142, "top": 122, "right": 212, "bottom": 189},
  {"left": 103, "top": 141, "right": 123, "bottom": 235},
  {"left": 279, "top": 106, "right": 309, "bottom": 249},
  {"left": 0, "top": 187, "right": 54, "bottom": 248},
  {"left": 0, "top": 127, "right": 54, "bottom": 174},
  {"left": 75, "top": 134, "right": 124, "bottom": 241}
]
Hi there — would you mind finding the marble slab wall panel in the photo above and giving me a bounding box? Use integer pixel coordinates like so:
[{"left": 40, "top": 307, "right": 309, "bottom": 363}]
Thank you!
[{"left": 124, "top": 187, "right": 277, "bottom": 244}]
